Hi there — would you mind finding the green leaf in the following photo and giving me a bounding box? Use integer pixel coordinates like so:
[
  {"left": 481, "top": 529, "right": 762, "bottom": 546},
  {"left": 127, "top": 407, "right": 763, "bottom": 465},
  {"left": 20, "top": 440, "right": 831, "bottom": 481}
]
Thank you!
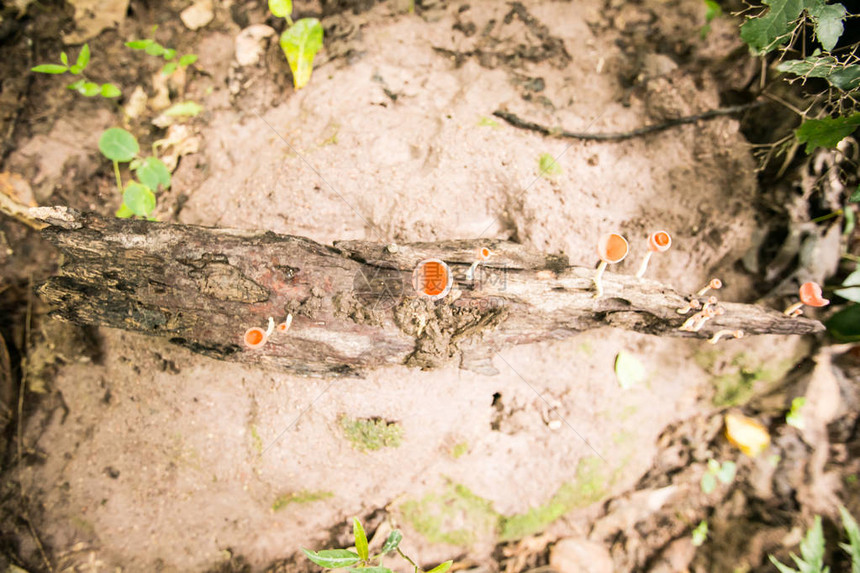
[
  {"left": 835, "top": 283, "right": 860, "bottom": 302},
  {"left": 269, "top": 0, "right": 292, "bottom": 18},
  {"left": 838, "top": 506, "right": 860, "bottom": 573},
  {"left": 161, "top": 62, "right": 178, "bottom": 76},
  {"left": 301, "top": 548, "right": 361, "bottom": 568},
  {"left": 67, "top": 78, "right": 85, "bottom": 91},
  {"left": 32, "top": 64, "right": 69, "bottom": 74},
  {"left": 75, "top": 43, "right": 90, "bottom": 71},
  {"left": 704, "top": 0, "right": 722, "bottom": 23},
  {"left": 614, "top": 351, "right": 646, "bottom": 389},
  {"left": 125, "top": 39, "right": 152, "bottom": 50},
  {"left": 796, "top": 114, "right": 860, "bottom": 153},
  {"left": 786, "top": 397, "right": 806, "bottom": 429},
  {"left": 537, "top": 152, "right": 563, "bottom": 178},
  {"left": 353, "top": 518, "right": 369, "bottom": 561},
  {"left": 851, "top": 187, "right": 860, "bottom": 202},
  {"left": 163, "top": 48, "right": 177, "bottom": 60},
  {"left": 135, "top": 157, "right": 171, "bottom": 191},
  {"left": 717, "top": 461, "right": 737, "bottom": 483},
  {"left": 798, "top": 516, "right": 826, "bottom": 572},
  {"left": 826, "top": 304, "right": 860, "bottom": 341},
  {"left": 707, "top": 458, "right": 721, "bottom": 473},
  {"left": 164, "top": 101, "right": 203, "bottom": 117},
  {"left": 145, "top": 42, "right": 165, "bottom": 57},
  {"left": 60, "top": 52, "right": 69, "bottom": 66},
  {"left": 777, "top": 56, "right": 860, "bottom": 91},
  {"left": 179, "top": 53, "right": 198, "bottom": 67},
  {"left": 116, "top": 202, "right": 134, "bottom": 218},
  {"left": 101, "top": 83, "right": 122, "bottom": 98},
  {"left": 426, "top": 561, "right": 454, "bottom": 573},
  {"left": 99, "top": 128, "right": 139, "bottom": 162},
  {"left": 692, "top": 520, "right": 708, "bottom": 547},
  {"left": 701, "top": 471, "right": 717, "bottom": 494},
  {"left": 807, "top": 0, "right": 846, "bottom": 51},
  {"left": 844, "top": 204, "right": 856, "bottom": 238},
  {"left": 740, "top": 0, "right": 805, "bottom": 54},
  {"left": 279, "top": 18, "right": 324, "bottom": 90},
  {"left": 79, "top": 82, "right": 101, "bottom": 97},
  {"left": 769, "top": 554, "right": 800, "bottom": 573},
  {"left": 381, "top": 530, "right": 402, "bottom": 553},
  {"left": 69, "top": 64, "right": 82, "bottom": 74},
  {"left": 123, "top": 182, "right": 156, "bottom": 217}
]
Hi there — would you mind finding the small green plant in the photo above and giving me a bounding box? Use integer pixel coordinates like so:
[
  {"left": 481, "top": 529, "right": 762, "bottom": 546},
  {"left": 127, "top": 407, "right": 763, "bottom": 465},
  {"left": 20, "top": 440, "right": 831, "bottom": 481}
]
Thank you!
[
  {"left": 537, "top": 153, "right": 563, "bottom": 178},
  {"left": 740, "top": 0, "right": 859, "bottom": 153},
  {"left": 700, "top": 458, "right": 737, "bottom": 494},
  {"left": 302, "top": 517, "right": 453, "bottom": 573},
  {"left": 786, "top": 397, "right": 807, "bottom": 429},
  {"left": 98, "top": 127, "right": 171, "bottom": 219},
  {"left": 126, "top": 26, "right": 198, "bottom": 76},
  {"left": 269, "top": 0, "right": 324, "bottom": 89},
  {"left": 700, "top": 0, "right": 722, "bottom": 38},
  {"left": 827, "top": 267, "right": 860, "bottom": 342},
  {"left": 692, "top": 519, "right": 709, "bottom": 547},
  {"left": 339, "top": 416, "right": 403, "bottom": 452},
  {"left": 769, "top": 508, "right": 860, "bottom": 572},
  {"left": 31, "top": 44, "right": 121, "bottom": 98}
]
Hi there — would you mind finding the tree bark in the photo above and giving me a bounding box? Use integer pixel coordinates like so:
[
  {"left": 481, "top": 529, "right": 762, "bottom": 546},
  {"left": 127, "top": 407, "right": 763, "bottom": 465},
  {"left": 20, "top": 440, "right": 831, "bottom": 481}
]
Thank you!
[{"left": 32, "top": 207, "right": 824, "bottom": 377}]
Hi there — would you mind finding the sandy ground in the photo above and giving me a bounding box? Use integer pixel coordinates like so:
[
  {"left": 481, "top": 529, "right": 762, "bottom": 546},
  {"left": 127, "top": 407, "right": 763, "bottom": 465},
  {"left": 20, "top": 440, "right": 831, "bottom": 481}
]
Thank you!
[{"left": 2, "top": 0, "right": 846, "bottom": 571}]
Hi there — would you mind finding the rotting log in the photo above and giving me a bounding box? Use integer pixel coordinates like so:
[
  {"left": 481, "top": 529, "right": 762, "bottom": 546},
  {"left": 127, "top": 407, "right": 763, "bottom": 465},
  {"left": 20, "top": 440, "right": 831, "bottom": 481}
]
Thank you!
[{"left": 31, "top": 207, "right": 824, "bottom": 378}]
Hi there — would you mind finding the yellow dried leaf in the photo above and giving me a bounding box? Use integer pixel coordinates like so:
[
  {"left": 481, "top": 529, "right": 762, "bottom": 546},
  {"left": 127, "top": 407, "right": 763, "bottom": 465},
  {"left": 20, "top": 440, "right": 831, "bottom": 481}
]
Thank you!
[{"left": 725, "top": 412, "right": 771, "bottom": 457}]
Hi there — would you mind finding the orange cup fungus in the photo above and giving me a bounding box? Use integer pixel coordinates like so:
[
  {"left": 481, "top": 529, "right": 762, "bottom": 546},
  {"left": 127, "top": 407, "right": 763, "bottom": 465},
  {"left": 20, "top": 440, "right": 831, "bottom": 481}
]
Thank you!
[
  {"left": 783, "top": 281, "right": 830, "bottom": 317},
  {"left": 636, "top": 230, "right": 672, "bottom": 278},
  {"left": 244, "top": 326, "right": 268, "bottom": 349},
  {"left": 593, "top": 233, "right": 629, "bottom": 298},
  {"left": 467, "top": 247, "right": 494, "bottom": 281},
  {"left": 412, "top": 258, "right": 453, "bottom": 300}
]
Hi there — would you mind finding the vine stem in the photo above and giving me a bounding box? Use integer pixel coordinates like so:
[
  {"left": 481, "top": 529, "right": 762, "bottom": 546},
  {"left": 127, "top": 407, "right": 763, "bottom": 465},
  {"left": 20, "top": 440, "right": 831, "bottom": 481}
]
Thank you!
[{"left": 112, "top": 160, "right": 123, "bottom": 195}]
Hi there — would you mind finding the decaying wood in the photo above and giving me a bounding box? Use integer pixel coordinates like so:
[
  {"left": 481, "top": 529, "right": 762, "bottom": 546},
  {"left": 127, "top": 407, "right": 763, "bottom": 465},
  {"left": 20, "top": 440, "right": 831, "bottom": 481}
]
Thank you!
[{"left": 32, "top": 207, "right": 823, "bottom": 377}]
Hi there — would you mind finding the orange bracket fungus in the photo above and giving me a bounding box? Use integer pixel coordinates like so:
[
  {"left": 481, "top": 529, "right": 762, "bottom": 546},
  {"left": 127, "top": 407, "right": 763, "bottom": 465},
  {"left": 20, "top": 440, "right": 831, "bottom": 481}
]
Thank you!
[
  {"left": 697, "top": 278, "right": 723, "bottom": 297},
  {"left": 709, "top": 329, "right": 744, "bottom": 344},
  {"left": 466, "top": 247, "right": 493, "bottom": 281},
  {"left": 635, "top": 230, "right": 672, "bottom": 278},
  {"left": 593, "top": 233, "right": 629, "bottom": 298},
  {"left": 783, "top": 281, "right": 830, "bottom": 317},
  {"left": 244, "top": 316, "right": 275, "bottom": 349},
  {"left": 412, "top": 258, "right": 453, "bottom": 300}
]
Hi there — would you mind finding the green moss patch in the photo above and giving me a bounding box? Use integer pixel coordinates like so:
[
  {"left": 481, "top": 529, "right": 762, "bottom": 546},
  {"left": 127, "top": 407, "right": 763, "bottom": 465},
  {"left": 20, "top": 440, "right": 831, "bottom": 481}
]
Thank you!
[
  {"left": 339, "top": 416, "right": 403, "bottom": 452},
  {"left": 402, "top": 457, "right": 613, "bottom": 545},
  {"left": 272, "top": 490, "right": 333, "bottom": 511}
]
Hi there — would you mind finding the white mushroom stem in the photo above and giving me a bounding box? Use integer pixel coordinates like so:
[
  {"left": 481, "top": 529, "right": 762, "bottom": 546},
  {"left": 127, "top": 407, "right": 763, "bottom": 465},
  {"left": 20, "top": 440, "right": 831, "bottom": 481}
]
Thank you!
[
  {"left": 709, "top": 329, "right": 743, "bottom": 344},
  {"left": 280, "top": 314, "right": 293, "bottom": 332},
  {"left": 265, "top": 316, "right": 275, "bottom": 337},
  {"left": 466, "top": 261, "right": 482, "bottom": 281},
  {"left": 593, "top": 261, "right": 608, "bottom": 298},
  {"left": 676, "top": 299, "right": 701, "bottom": 315},
  {"left": 635, "top": 252, "right": 652, "bottom": 279},
  {"left": 783, "top": 302, "right": 804, "bottom": 317}
]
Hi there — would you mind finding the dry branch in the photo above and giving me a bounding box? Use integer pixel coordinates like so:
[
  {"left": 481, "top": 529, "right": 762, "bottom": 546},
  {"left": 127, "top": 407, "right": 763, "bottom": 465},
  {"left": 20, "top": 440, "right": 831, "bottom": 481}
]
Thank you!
[{"left": 32, "top": 207, "right": 823, "bottom": 377}]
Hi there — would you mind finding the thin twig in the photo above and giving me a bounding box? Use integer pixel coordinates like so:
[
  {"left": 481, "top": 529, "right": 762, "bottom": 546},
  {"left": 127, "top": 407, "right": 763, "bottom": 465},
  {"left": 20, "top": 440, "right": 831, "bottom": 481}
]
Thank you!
[{"left": 492, "top": 102, "right": 764, "bottom": 142}]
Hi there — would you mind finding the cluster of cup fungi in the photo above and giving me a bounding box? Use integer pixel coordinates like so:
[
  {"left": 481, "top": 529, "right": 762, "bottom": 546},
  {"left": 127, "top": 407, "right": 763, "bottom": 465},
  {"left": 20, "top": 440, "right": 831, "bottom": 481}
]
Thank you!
[{"left": 242, "top": 232, "right": 831, "bottom": 349}]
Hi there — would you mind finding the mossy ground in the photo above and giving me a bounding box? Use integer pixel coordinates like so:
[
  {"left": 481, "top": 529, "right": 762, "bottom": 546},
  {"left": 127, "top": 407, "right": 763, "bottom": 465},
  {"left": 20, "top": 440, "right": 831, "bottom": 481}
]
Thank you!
[
  {"left": 272, "top": 490, "right": 334, "bottom": 512},
  {"left": 401, "top": 456, "right": 613, "bottom": 545},
  {"left": 339, "top": 416, "right": 403, "bottom": 452}
]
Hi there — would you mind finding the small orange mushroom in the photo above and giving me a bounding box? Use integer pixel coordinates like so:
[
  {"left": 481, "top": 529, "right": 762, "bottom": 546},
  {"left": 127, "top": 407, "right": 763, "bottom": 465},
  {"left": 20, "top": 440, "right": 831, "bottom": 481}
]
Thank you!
[
  {"left": 276, "top": 314, "right": 293, "bottom": 333},
  {"left": 709, "top": 329, "right": 744, "bottom": 344},
  {"left": 783, "top": 281, "right": 830, "bottom": 317},
  {"left": 412, "top": 258, "right": 453, "bottom": 300},
  {"left": 593, "top": 233, "right": 628, "bottom": 298},
  {"left": 635, "top": 230, "right": 672, "bottom": 278},
  {"left": 243, "top": 317, "right": 275, "bottom": 349},
  {"left": 466, "top": 247, "right": 494, "bottom": 281},
  {"left": 697, "top": 278, "right": 723, "bottom": 297}
]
